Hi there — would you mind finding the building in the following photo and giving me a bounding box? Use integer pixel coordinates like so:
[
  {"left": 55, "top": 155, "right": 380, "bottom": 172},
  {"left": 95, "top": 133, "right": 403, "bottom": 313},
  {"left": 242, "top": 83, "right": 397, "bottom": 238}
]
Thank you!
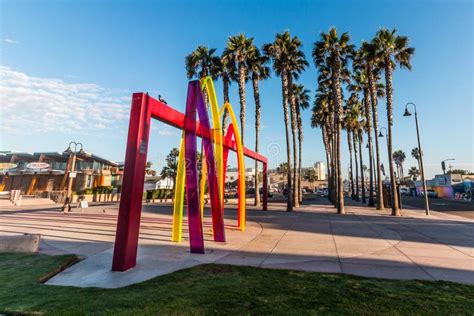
[
  {"left": 314, "top": 161, "right": 326, "bottom": 181},
  {"left": 0, "top": 151, "right": 121, "bottom": 194},
  {"left": 415, "top": 173, "right": 472, "bottom": 200}
]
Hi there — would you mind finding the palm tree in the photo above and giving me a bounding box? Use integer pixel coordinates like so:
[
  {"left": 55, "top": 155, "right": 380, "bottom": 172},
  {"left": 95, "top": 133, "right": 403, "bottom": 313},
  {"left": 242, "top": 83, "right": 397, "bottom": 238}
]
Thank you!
[
  {"left": 411, "top": 147, "right": 421, "bottom": 170},
  {"left": 349, "top": 68, "right": 375, "bottom": 206},
  {"left": 276, "top": 162, "right": 288, "bottom": 191},
  {"left": 408, "top": 166, "right": 420, "bottom": 181},
  {"left": 359, "top": 41, "right": 386, "bottom": 210},
  {"left": 357, "top": 122, "right": 367, "bottom": 204},
  {"left": 393, "top": 150, "right": 406, "bottom": 179},
  {"left": 247, "top": 47, "right": 271, "bottom": 206},
  {"left": 264, "top": 31, "right": 307, "bottom": 211},
  {"left": 344, "top": 93, "right": 362, "bottom": 200},
  {"left": 374, "top": 28, "right": 415, "bottom": 216},
  {"left": 283, "top": 42, "right": 309, "bottom": 208},
  {"left": 313, "top": 27, "right": 354, "bottom": 214},
  {"left": 311, "top": 91, "right": 332, "bottom": 201},
  {"left": 293, "top": 83, "right": 310, "bottom": 204},
  {"left": 219, "top": 52, "right": 237, "bottom": 131},
  {"left": 185, "top": 46, "right": 221, "bottom": 80},
  {"left": 224, "top": 34, "right": 255, "bottom": 144}
]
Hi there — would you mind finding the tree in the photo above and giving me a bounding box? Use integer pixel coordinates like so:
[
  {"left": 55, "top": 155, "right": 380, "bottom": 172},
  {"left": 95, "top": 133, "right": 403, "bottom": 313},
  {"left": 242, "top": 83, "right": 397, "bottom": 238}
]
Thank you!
[
  {"left": 351, "top": 56, "right": 376, "bottom": 207},
  {"left": 392, "top": 150, "right": 406, "bottom": 179},
  {"left": 145, "top": 161, "right": 156, "bottom": 176},
  {"left": 311, "top": 89, "right": 333, "bottom": 202},
  {"left": 185, "top": 46, "right": 221, "bottom": 80},
  {"left": 374, "top": 28, "right": 415, "bottom": 216},
  {"left": 408, "top": 166, "right": 420, "bottom": 181},
  {"left": 160, "top": 148, "right": 179, "bottom": 195},
  {"left": 276, "top": 162, "right": 288, "bottom": 190},
  {"left": 224, "top": 34, "right": 255, "bottom": 144},
  {"left": 247, "top": 47, "right": 271, "bottom": 206},
  {"left": 313, "top": 27, "right": 354, "bottom": 214},
  {"left": 219, "top": 52, "right": 237, "bottom": 131},
  {"left": 411, "top": 147, "right": 421, "bottom": 170},
  {"left": 359, "top": 41, "right": 386, "bottom": 210},
  {"left": 293, "top": 83, "right": 310, "bottom": 204},
  {"left": 264, "top": 31, "right": 307, "bottom": 211},
  {"left": 447, "top": 169, "right": 471, "bottom": 175},
  {"left": 344, "top": 93, "right": 363, "bottom": 200},
  {"left": 303, "top": 168, "right": 317, "bottom": 190}
]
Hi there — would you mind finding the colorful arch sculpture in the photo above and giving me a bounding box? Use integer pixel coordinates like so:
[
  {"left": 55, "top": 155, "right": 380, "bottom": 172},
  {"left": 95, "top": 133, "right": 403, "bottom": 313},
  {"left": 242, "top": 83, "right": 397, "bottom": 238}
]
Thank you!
[
  {"left": 112, "top": 78, "right": 268, "bottom": 272},
  {"left": 171, "top": 78, "right": 246, "bottom": 246}
]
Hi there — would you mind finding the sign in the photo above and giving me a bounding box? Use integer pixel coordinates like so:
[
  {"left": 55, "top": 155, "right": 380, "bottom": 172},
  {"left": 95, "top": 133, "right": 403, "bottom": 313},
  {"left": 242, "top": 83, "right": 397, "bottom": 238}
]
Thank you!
[
  {"left": 79, "top": 200, "right": 89, "bottom": 209},
  {"left": 0, "top": 163, "right": 17, "bottom": 170},
  {"left": 26, "top": 162, "right": 50, "bottom": 170},
  {"left": 69, "top": 172, "right": 77, "bottom": 178}
]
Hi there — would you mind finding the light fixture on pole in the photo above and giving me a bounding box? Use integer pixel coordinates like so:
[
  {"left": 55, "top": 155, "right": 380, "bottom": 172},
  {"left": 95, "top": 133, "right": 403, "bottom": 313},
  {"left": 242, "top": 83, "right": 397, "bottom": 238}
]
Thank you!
[
  {"left": 404, "top": 102, "right": 430, "bottom": 216},
  {"left": 61, "top": 141, "right": 84, "bottom": 213},
  {"left": 441, "top": 158, "right": 455, "bottom": 175}
]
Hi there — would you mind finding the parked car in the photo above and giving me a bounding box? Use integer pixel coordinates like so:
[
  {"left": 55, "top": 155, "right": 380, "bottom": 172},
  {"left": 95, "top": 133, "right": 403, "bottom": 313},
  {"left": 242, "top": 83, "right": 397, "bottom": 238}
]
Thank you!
[
  {"left": 259, "top": 187, "right": 273, "bottom": 198},
  {"left": 420, "top": 189, "right": 438, "bottom": 198},
  {"left": 322, "top": 189, "right": 328, "bottom": 197}
]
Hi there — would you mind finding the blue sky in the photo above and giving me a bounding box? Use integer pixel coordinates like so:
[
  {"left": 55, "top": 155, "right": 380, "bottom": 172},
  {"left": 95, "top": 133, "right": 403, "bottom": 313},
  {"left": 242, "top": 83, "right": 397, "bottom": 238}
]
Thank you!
[{"left": 1, "top": 0, "right": 472, "bottom": 178}]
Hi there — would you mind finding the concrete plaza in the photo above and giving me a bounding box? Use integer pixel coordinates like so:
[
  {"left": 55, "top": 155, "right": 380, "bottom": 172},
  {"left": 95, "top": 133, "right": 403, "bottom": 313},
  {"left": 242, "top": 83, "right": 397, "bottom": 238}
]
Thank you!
[{"left": 0, "top": 199, "right": 472, "bottom": 288}]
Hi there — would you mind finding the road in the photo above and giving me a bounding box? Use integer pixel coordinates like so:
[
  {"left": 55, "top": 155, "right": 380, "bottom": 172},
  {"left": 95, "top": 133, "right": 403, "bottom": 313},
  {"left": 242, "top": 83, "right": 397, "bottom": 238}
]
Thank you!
[{"left": 400, "top": 195, "right": 474, "bottom": 219}]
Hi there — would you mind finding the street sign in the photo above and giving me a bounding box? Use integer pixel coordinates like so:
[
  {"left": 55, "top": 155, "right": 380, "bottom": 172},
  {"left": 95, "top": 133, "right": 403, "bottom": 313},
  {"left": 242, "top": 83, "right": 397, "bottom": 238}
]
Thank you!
[
  {"left": 0, "top": 163, "right": 17, "bottom": 170},
  {"left": 69, "top": 172, "right": 77, "bottom": 178},
  {"left": 26, "top": 162, "right": 50, "bottom": 170}
]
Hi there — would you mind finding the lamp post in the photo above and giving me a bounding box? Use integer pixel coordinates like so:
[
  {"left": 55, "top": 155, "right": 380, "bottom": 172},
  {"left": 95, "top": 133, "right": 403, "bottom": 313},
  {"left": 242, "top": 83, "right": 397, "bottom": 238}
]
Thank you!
[
  {"left": 441, "top": 158, "right": 455, "bottom": 175},
  {"left": 403, "top": 103, "right": 430, "bottom": 216},
  {"left": 378, "top": 127, "right": 389, "bottom": 178},
  {"left": 61, "top": 141, "right": 84, "bottom": 213}
]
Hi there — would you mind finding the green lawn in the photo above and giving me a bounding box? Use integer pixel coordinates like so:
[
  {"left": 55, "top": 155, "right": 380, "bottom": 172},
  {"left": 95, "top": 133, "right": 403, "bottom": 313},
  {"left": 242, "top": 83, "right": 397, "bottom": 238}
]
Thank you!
[{"left": 1, "top": 253, "right": 473, "bottom": 315}]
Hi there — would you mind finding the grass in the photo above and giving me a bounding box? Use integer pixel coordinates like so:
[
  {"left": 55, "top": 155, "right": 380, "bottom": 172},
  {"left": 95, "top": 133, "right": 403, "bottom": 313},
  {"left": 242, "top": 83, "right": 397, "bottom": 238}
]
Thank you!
[{"left": 1, "top": 253, "right": 474, "bottom": 315}]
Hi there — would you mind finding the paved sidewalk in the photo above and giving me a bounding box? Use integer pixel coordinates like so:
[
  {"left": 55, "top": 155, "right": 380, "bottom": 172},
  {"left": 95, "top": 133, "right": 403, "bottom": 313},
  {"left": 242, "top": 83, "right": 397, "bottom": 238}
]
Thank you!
[{"left": 0, "top": 201, "right": 472, "bottom": 287}]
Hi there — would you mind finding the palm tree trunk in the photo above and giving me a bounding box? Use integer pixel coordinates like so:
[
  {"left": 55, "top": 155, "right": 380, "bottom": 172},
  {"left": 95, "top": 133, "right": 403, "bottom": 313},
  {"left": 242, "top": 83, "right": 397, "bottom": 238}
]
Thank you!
[
  {"left": 358, "top": 131, "right": 366, "bottom": 204},
  {"left": 238, "top": 61, "right": 246, "bottom": 145},
  {"left": 368, "top": 70, "right": 385, "bottom": 210},
  {"left": 222, "top": 75, "right": 230, "bottom": 132},
  {"left": 347, "top": 130, "right": 355, "bottom": 200},
  {"left": 252, "top": 74, "right": 261, "bottom": 206},
  {"left": 281, "top": 69, "right": 293, "bottom": 211},
  {"left": 384, "top": 55, "right": 400, "bottom": 216},
  {"left": 298, "top": 128, "right": 303, "bottom": 205},
  {"left": 363, "top": 89, "right": 375, "bottom": 207},
  {"left": 353, "top": 131, "right": 360, "bottom": 201},
  {"left": 288, "top": 76, "right": 299, "bottom": 208},
  {"left": 332, "top": 53, "right": 345, "bottom": 214}
]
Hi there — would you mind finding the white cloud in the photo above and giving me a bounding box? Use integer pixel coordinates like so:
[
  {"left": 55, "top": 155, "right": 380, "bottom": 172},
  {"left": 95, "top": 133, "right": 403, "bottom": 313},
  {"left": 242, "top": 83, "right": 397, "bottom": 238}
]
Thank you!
[
  {"left": 4, "top": 38, "right": 19, "bottom": 44},
  {"left": 0, "top": 65, "right": 130, "bottom": 135}
]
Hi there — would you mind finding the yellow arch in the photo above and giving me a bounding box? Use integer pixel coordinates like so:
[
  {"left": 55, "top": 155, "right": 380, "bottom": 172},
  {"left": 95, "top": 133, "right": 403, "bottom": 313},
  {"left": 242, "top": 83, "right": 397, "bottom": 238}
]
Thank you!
[{"left": 220, "top": 102, "right": 246, "bottom": 231}]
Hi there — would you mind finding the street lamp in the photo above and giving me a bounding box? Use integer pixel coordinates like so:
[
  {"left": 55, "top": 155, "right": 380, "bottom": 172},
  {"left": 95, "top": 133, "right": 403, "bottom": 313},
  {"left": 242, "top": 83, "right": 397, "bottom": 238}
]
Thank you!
[
  {"left": 61, "top": 141, "right": 84, "bottom": 213},
  {"left": 404, "top": 102, "right": 430, "bottom": 216},
  {"left": 441, "top": 158, "right": 455, "bottom": 175},
  {"left": 378, "top": 127, "right": 389, "bottom": 177}
]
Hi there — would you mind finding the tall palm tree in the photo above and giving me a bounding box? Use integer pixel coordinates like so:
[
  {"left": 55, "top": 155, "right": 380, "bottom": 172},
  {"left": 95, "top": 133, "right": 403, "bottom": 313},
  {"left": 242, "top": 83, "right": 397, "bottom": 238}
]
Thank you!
[
  {"left": 408, "top": 166, "right": 420, "bottom": 181},
  {"left": 247, "top": 47, "right": 271, "bottom": 206},
  {"left": 185, "top": 46, "right": 221, "bottom": 80},
  {"left": 344, "top": 93, "right": 362, "bottom": 200},
  {"left": 264, "top": 31, "right": 307, "bottom": 211},
  {"left": 224, "top": 34, "right": 255, "bottom": 144},
  {"left": 219, "top": 52, "right": 237, "bottom": 131},
  {"left": 360, "top": 41, "right": 386, "bottom": 210},
  {"left": 357, "top": 122, "right": 367, "bottom": 204},
  {"left": 349, "top": 68, "right": 375, "bottom": 206},
  {"left": 393, "top": 149, "right": 406, "bottom": 179},
  {"left": 311, "top": 91, "right": 332, "bottom": 202},
  {"left": 374, "top": 28, "right": 415, "bottom": 216},
  {"left": 293, "top": 83, "right": 310, "bottom": 204},
  {"left": 411, "top": 147, "right": 421, "bottom": 170},
  {"left": 313, "top": 27, "right": 354, "bottom": 214}
]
